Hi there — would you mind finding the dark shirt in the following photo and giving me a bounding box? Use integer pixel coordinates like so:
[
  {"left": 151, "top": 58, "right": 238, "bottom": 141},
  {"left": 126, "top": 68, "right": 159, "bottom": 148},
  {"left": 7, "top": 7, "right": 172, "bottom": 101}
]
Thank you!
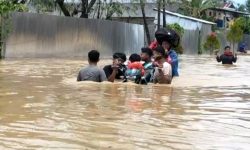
[
  {"left": 103, "top": 65, "right": 126, "bottom": 79},
  {"left": 217, "top": 53, "right": 237, "bottom": 64}
]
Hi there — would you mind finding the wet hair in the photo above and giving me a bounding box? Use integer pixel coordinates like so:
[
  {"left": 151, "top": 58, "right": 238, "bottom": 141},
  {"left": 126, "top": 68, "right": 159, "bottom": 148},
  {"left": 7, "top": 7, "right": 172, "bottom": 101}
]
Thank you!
[
  {"left": 224, "top": 46, "right": 231, "bottom": 50},
  {"left": 113, "top": 52, "right": 127, "bottom": 62},
  {"left": 88, "top": 50, "right": 100, "bottom": 62},
  {"left": 129, "top": 53, "right": 141, "bottom": 63},
  {"left": 154, "top": 46, "right": 166, "bottom": 57},
  {"left": 141, "top": 47, "right": 153, "bottom": 57}
]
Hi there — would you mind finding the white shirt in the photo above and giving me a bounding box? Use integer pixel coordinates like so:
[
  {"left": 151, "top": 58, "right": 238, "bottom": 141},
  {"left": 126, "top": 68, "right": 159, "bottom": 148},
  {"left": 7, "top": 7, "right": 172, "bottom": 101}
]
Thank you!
[{"left": 153, "top": 62, "right": 172, "bottom": 83}]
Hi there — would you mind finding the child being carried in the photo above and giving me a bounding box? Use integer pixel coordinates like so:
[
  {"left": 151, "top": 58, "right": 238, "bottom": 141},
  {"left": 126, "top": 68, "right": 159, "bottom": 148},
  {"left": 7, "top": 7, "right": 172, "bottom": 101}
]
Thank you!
[{"left": 126, "top": 53, "right": 145, "bottom": 82}]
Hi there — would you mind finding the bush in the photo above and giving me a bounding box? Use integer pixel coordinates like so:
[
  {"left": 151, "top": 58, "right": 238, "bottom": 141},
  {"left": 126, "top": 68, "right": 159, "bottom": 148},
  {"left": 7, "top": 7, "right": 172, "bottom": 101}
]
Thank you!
[
  {"left": 203, "top": 32, "right": 220, "bottom": 54},
  {"left": 167, "top": 23, "right": 184, "bottom": 54}
]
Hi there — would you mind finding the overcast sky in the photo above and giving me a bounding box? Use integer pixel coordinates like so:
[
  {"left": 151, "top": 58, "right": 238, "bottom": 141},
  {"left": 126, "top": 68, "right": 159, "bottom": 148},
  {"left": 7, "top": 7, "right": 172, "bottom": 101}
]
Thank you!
[{"left": 232, "top": 0, "right": 246, "bottom": 5}]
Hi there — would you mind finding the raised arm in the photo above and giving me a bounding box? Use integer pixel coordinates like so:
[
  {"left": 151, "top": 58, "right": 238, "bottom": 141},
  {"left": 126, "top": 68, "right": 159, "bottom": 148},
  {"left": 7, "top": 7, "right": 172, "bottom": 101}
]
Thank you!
[
  {"left": 216, "top": 55, "right": 222, "bottom": 62},
  {"left": 232, "top": 54, "right": 237, "bottom": 63}
]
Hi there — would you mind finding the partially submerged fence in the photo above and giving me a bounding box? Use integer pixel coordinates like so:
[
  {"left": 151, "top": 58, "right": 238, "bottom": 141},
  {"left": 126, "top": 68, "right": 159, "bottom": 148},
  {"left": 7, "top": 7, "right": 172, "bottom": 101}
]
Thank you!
[{"left": 2, "top": 12, "right": 144, "bottom": 58}]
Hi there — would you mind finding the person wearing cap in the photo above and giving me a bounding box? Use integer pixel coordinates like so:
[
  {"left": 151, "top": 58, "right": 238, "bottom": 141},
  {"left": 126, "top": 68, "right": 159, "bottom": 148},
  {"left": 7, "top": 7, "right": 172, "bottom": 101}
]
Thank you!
[
  {"left": 141, "top": 47, "right": 154, "bottom": 83},
  {"left": 152, "top": 46, "right": 172, "bottom": 84},
  {"left": 217, "top": 46, "right": 237, "bottom": 64},
  {"left": 103, "top": 52, "right": 127, "bottom": 82}
]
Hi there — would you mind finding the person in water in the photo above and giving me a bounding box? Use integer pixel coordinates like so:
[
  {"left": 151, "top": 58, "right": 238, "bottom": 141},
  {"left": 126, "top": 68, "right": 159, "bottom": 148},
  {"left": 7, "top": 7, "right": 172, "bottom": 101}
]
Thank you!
[
  {"left": 140, "top": 47, "right": 154, "bottom": 83},
  {"left": 152, "top": 46, "right": 172, "bottom": 84},
  {"left": 126, "top": 53, "right": 145, "bottom": 77},
  {"left": 217, "top": 46, "right": 237, "bottom": 64},
  {"left": 103, "top": 52, "right": 127, "bottom": 82},
  {"left": 154, "top": 28, "right": 179, "bottom": 77},
  {"left": 238, "top": 43, "right": 247, "bottom": 53},
  {"left": 77, "top": 50, "right": 107, "bottom": 82}
]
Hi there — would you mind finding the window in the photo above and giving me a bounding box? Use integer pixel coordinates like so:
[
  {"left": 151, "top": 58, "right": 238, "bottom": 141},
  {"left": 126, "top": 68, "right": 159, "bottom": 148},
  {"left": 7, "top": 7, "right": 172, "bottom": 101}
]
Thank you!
[{"left": 209, "top": 11, "right": 212, "bottom": 16}]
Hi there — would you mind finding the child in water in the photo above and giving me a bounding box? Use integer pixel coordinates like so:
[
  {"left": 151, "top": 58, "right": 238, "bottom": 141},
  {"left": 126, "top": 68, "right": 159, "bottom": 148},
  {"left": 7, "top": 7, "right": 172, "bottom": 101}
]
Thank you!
[{"left": 126, "top": 53, "right": 145, "bottom": 83}]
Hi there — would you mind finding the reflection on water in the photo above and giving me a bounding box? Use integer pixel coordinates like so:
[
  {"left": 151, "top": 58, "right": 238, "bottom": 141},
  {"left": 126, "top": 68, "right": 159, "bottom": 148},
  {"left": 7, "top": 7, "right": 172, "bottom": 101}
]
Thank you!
[{"left": 0, "top": 55, "right": 250, "bottom": 150}]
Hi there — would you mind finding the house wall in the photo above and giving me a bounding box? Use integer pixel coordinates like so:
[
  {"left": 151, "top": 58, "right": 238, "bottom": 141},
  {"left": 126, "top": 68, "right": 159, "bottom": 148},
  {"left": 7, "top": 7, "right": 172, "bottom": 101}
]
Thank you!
[
  {"left": 205, "top": 10, "right": 235, "bottom": 28},
  {"left": 3, "top": 12, "right": 144, "bottom": 58}
]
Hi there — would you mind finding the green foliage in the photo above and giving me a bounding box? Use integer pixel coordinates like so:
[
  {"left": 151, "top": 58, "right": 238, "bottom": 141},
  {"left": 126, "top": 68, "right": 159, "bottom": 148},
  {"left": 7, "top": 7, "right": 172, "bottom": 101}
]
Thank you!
[
  {"left": 247, "top": 0, "right": 250, "bottom": 12},
  {"left": 203, "top": 32, "right": 220, "bottom": 54},
  {"left": 168, "top": 23, "right": 184, "bottom": 36},
  {"left": 0, "top": 0, "right": 28, "bottom": 58},
  {"left": 0, "top": 1, "right": 27, "bottom": 15},
  {"left": 29, "top": 0, "right": 55, "bottom": 13},
  {"left": 105, "top": 2, "right": 125, "bottom": 20},
  {"left": 227, "top": 23, "right": 244, "bottom": 43},
  {"left": 167, "top": 23, "right": 185, "bottom": 54},
  {"left": 237, "top": 4, "right": 247, "bottom": 12},
  {"left": 233, "top": 17, "right": 250, "bottom": 34},
  {"left": 178, "top": 0, "right": 219, "bottom": 18},
  {"left": 227, "top": 23, "right": 243, "bottom": 52}
]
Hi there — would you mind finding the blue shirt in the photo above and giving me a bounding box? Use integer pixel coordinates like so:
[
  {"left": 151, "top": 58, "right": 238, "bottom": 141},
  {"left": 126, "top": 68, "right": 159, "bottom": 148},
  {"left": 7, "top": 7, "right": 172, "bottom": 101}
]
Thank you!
[{"left": 168, "top": 49, "right": 179, "bottom": 77}]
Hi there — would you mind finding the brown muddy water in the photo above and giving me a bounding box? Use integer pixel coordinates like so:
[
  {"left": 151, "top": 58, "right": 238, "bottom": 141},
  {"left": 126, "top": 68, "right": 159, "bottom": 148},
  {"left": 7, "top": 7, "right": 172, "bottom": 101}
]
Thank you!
[{"left": 0, "top": 55, "right": 250, "bottom": 150}]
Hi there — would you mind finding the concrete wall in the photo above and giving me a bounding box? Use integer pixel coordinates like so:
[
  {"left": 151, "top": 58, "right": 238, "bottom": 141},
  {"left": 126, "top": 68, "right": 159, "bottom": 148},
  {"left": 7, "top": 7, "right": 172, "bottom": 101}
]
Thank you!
[{"left": 4, "top": 12, "right": 144, "bottom": 58}]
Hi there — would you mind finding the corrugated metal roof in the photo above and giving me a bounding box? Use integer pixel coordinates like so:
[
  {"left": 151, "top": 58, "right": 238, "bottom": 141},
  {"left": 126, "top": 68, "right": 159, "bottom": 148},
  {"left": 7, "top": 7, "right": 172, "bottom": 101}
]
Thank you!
[
  {"left": 154, "top": 9, "right": 216, "bottom": 25},
  {"left": 210, "top": 7, "right": 250, "bottom": 15}
]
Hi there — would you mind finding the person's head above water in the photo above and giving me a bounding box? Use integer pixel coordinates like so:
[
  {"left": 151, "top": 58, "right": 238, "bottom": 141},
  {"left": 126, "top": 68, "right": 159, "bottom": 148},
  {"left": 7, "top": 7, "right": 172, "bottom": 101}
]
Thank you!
[
  {"left": 155, "top": 28, "right": 180, "bottom": 51},
  {"left": 141, "top": 47, "right": 153, "bottom": 62},
  {"left": 162, "top": 41, "right": 171, "bottom": 51},
  {"left": 88, "top": 50, "right": 100, "bottom": 64},
  {"left": 153, "top": 46, "right": 166, "bottom": 60},
  {"left": 224, "top": 46, "right": 231, "bottom": 53},
  {"left": 113, "top": 52, "right": 126, "bottom": 63},
  {"left": 129, "top": 53, "right": 141, "bottom": 63}
]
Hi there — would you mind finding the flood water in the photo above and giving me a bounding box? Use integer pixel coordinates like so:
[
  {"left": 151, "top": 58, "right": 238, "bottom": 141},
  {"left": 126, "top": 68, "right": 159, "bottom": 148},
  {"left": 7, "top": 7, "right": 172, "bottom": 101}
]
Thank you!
[{"left": 1, "top": 55, "right": 250, "bottom": 150}]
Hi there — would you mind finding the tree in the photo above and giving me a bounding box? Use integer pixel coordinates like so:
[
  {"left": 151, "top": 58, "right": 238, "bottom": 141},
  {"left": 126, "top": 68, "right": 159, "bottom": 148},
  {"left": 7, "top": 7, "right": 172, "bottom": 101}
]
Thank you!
[
  {"left": 139, "top": 0, "right": 151, "bottom": 45},
  {"left": 227, "top": 23, "right": 243, "bottom": 53},
  {"left": 168, "top": 23, "right": 185, "bottom": 54},
  {"left": 105, "top": 1, "right": 124, "bottom": 20},
  {"left": 247, "top": 0, "right": 250, "bottom": 12},
  {"left": 237, "top": 4, "right": 247, "bottom": 12},
  {"left": 233, "top": 17, "right": 250, "bottom": 34},
  {"left": 157, "top": 0, "right": 161, "bottom": 30},
  {"left": 162, "top": 0, "right": 166, "bottom": 27},
  {"left": 0, "top": 0, "right": 28, "bottom": 58},
  {"left": 203, "top": 32, "right": 220, "bottom": 55},
  {"left": 29, "top": 0, "right": 55, "bottom": 13},
  {"left": 27, "top": 0, "right": 125, "bottom": 20},
  {"left": 178, "top": 0, "right": 220, "bottom": 19}
]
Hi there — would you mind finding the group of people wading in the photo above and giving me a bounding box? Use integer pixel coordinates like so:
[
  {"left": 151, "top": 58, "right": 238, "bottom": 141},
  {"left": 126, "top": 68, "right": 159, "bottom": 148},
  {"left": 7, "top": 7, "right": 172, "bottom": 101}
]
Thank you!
[
  {"left": 77, "top": 28, "right": 239, "bottom": 84},
  {"left": 77, "top": 28, "right": 179, "bottom": 84}
]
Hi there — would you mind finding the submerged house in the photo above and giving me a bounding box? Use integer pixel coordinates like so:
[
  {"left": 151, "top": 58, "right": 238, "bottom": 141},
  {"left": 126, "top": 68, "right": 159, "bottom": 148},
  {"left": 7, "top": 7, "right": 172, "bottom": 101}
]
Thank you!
[
  {"left": 155, "top": 9, "right": 216, "bottom": 54},
  {"left": 205, "top": 1, "right": 250, "bottom": 29}
]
